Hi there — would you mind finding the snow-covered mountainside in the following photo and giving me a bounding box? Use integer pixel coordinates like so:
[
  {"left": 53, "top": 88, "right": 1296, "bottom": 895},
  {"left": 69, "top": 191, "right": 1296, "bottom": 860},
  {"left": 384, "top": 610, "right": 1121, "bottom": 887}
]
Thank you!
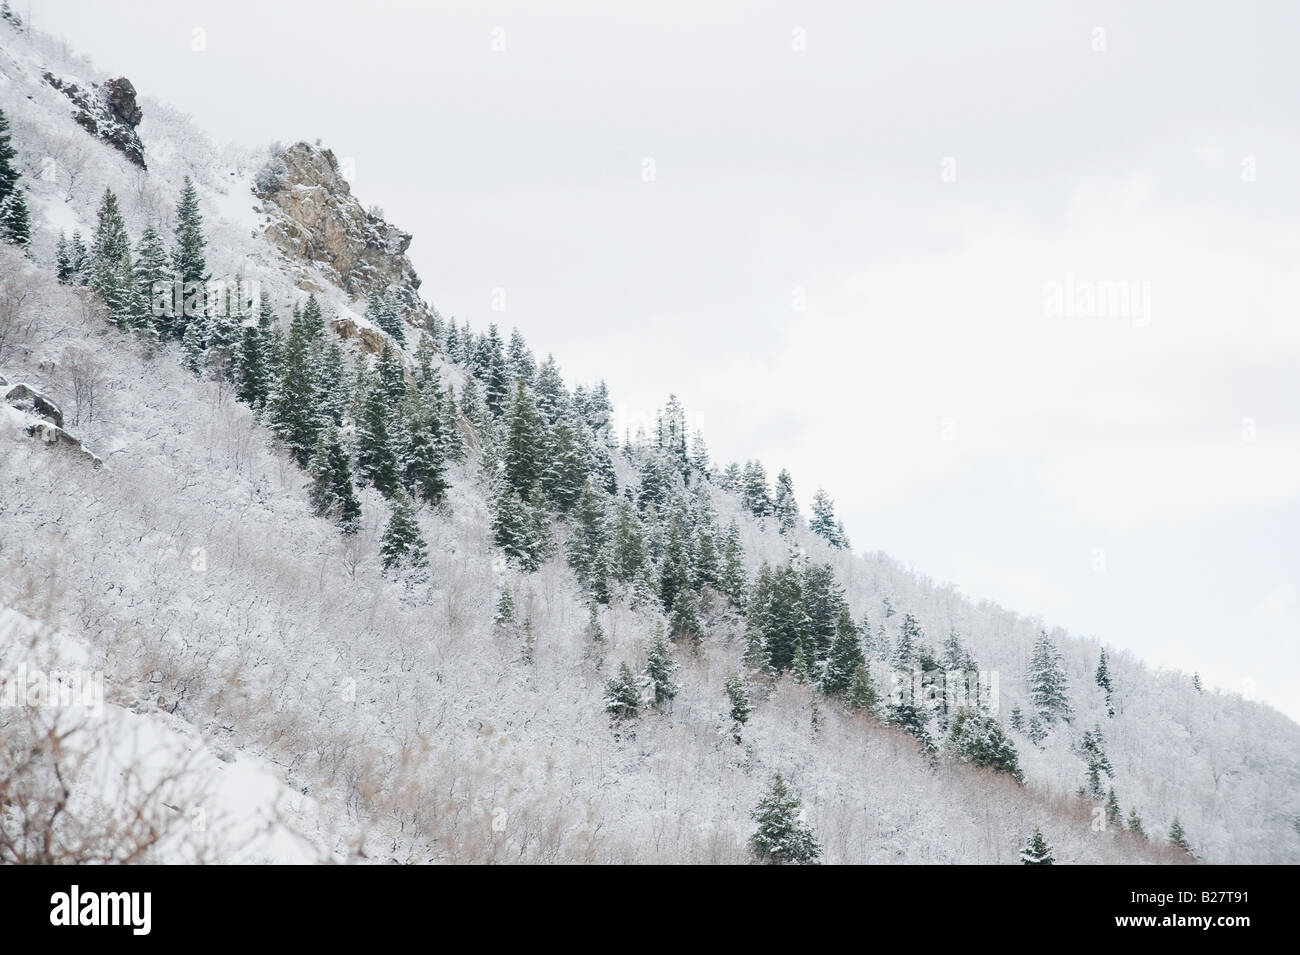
[{"left": 2, "top": 19, "right": 1297, "bottom": 864}]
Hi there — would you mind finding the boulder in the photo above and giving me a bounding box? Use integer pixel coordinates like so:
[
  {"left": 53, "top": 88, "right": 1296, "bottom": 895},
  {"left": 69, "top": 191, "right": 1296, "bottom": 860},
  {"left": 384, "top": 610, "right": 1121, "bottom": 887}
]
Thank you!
[
  {"left": 5, "top": 383, "right": 64, "bottom": 428},
  {"left": 24, "top": 420, "right": 103, "bottom": 469},
  {"left": 43, "top": 71, "right": 146, "bottom": 168}
]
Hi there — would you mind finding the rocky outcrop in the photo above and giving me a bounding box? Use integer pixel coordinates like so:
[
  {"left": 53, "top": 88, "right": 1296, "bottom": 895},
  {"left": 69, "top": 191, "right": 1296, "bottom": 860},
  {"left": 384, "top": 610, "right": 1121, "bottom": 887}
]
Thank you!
[
  {"left": 42, "top": 72, "right": 146, "bottom": 168},
  {"left": 254, "top": 142, "right": 429, "bottom": 328},
  {"left": 5, "top": 382, "right": 63, "bottom": 428},
  {"left": 329, "top": 316, "right": 388, "bottom": 356},
  {"left": 3, "top": 383, "right": 101, "bottom": 468},
  {"left": 24, "top": 419, "right": 103, "bottom": 469}
]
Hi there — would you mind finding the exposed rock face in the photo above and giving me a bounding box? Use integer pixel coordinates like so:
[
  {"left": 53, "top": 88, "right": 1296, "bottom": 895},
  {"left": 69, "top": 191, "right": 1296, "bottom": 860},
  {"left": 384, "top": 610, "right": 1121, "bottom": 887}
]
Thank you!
[
  {"left": 5, "top": 382, "right": 64, "bottom": 428},
  {"left": 24, "top": 419, "right": 103, "bottom": 469},
  {"left": 42, "top": 72, "right": 146, "bottom": 168},
  {"left": 330, "top": 316, "right": 388, "bottom": 356},
  {"left": 254, "top": 142, "right": 429, "bottom": 327}
]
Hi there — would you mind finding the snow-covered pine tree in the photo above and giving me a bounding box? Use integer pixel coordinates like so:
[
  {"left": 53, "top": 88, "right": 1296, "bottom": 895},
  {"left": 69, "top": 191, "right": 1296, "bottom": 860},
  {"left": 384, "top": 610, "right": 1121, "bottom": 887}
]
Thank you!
[
  {"left": 603, "top": 663, "right": 642, "bottom": 720},
  {"left": 1020, "top": 828, "right": 1054, "bottom": 865},
  {"left": 171, "top": 176, "right": 207, "bottom": 286},
  {"left": 307, "top": 424, "right": 361, "bottom": 534},
  {"left": 724, "top": 674, "right": 751, "bottom": 741},
  {"left": 741, "top": 460, "right": 772, "bottom": 518},
  {"left": 1168, "top": 818, "right": 1193, "bottom": 856},
  {"left": 1028, "top": 630, "right": 1073, "bottom": 725},
  {"left": 0, "top": 106, "right": 29, "bottom": 249},
  {"left": 808, "top": 487, "right": 844, "bottom": 548},
  {"left": 355, "top": 366, "right": 401, "bottom": 496},
  {"left": 133, "top": 226, "right": 171, "bottom": 341},
  {"left": 947, "top": 709, "right": 1024, "bottom": 783},
  {"left": 821, "top": 607, "right": 864, "bottom": 697},
  {"left": 380, "top": 491, "right": 429, "bottom": 579},
  {"left": 748, "top": 775, "right": 821, "bottom": 865},
  {"left": 643, "top": 628, "right": 679, "bottom": 708},
  {"left": 1096, "top": 649, "right": 1114, "bottom": 717},
  {"left": 567, "top": 481, "right": 611, "bottom": 602},
  {"left": 89, "top": 188, "right": 137, "bottom": 327},
  {"left": 772, "top": 468, "right": 799, "bottom": 534},
  {"left": 845, "top": 664, "right": 878, "bottom": 713}
]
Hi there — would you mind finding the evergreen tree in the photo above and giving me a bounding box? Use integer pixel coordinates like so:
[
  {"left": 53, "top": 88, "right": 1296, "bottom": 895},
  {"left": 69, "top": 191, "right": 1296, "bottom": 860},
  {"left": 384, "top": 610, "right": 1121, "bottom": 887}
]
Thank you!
[
  {"left": 720, "top": 520, "right": 747, "bottom": 609},
  {"left": 947, "top": 709, "right": 1024, "bottom": 782},
  {"left": 69, "top": 231, "right": 89, "bottom": 285},
  {"left": 1096, "top": 649, "right": 1115, "bottom": 717},
  {"left": 1079, "top": 725, "right": 1114, "bottom": 797},
  {"left": 402, "top": 406, "right": 449, "bottom": 506},
  {"left": 845, "top": 664, "right": 878, "bottom": 713},
  {"left": 741, "top": 460, "right": 771, "bottom": 518},
  {"left": 355, "top": 368, "right": 401, "bottom": 496},
  {"left": 1020, "top": 828, "right": 1054, "bottom": 865},
  {"left": 507, "top": 326, "right": 535, "bottom": 384},
  {"left": 821, "top": 607, "right": 864, "bottom": 697},
  {"left": 643, "top": 628, "right": 679, "bottom": 708},
  {"left": 568, "top": 481, "right": 611, "bottom": 602},
  {"left": 1168, "top": 818, "right": 1193, "bottom": 855},
  {"left": 669, "top": 589, "right": 703, "bottom": 649},
  {"left": 492, "top": 486, "right": 551, "bottom": 572},
  {"left": 236, "top": 294, "right": 274, "bottom": 408},
  {"left": 610, "top": 497, "right": 646, "bottom": 586},
  {"left": 307, "top": 424, "right": 361, "bottom": 534},
  {"left": 724, "top": 674, "right": 752, "bottom": 741},
  {"left": 1104, "top": 788, "right": 1122, "bottom": 828},
  {"left": 133, "top": 226, "right": 171, "bottom": 339},
  {"left": 604, "top": 663, "right": 642, "bottom": 720},
  {"left": 171, "top": 176, "right": 207, "bottom": 285},
  {"left": 772, "top": 468, "right": 799, "bottom": 534},
  {"left": 56, "top": 232, "right": 73, "bottom": 283},
  {"left": 89, "top": 188, "right": 138, "bottom": 327},
  {"left": 180, "top": 323, "right": 205, "bottom": 374},
  {"left": 748, "top": 775, "right": 821, "bottom": 865},
  {"left": 380, "top": 491, "right": 429, "bottom": 578},
  {"left": 494, "top": 586, "right": 516, "bottom": 629},
  {"left": 0, "top": 107, "right": 29, "bottom": 249},
  {"left": 541, "top": 417, "right": 586, "bottom": 512},
  {"left": 0, "top": 182, "right": 30, "bottom": 249},
  {"left": 1029, "top": 630, "right": 1073, "bottom": 725},
  {"left": 503, "top": 381, "right": 545, "bottom": 495},
  {"left": 1126, "top": 808, "right": 1146, "bottom": 837},
  {"left": 808, "top": 488, "right": 847, "bottom": 549},
  {"left": 270, "top": 311, "right": 323, "bottom": 467}
]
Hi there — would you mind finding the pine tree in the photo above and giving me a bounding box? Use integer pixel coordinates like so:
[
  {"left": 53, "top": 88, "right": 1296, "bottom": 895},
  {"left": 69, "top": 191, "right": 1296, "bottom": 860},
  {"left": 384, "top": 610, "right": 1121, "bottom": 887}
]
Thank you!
[
  {"left": 947, "top": 709, "right": 1025, "bottom": 783},
  {"left": 772, "top": 468, "right": 799, "bottom": 534},
  {"left": 492, "top": 486, "right": 551, "bottom": 572},
  {"left": 1104, "top": 788, "right": 1122, "bottom": 828},
  {"left": 669, "top": 590, "right": 703, "bottom": 649},
  {"left": 1029, "top": 630, "right": 1073, "bottom": 725},
  {"left": 503, "top": 381, "right": 545, "bottom": 495},
  {"left": 307, "top": 424, "right": 361, "bottom": 534},
  {"left": 1168, "top": 818, "right": 1193, "bottom": 855},
  {"left": 380, "top": 491, "right": 429, "bottom": 578},
  {"left": 235, "top": 294, "right": 273, "bottom": 408},
  {"left": 1079, "top": 725, "right": 1114, "bottom": 796},
  {"left": 808, "top": 488, "right": 843, "bottom": 547},
  {"left": 133, "top": 226, "right": 171, "bottom": 340},
  {"left": 0, "top": 184, "right": 30, "bottom": 249},
  {"left": 171, "top": 176, "right": 206, "bottom": 285},
  {"left": 89, "top": 188, "right": 137, "bottom": 327},
  {"left": 720, "top": 520, "right": 747, "bottom": 609},
  {"left": 0, "top": 107, "right": 29, "bottom": 249},
  {"left": 611, "top": 497, "right": 647, "bottom": 587},
  {"left": 845, "top": 664, "right": 878, "bottom": 713},
  {"left": 181, "top": 323, "right": 205, "bottom": 374},
  {"left": 604, "top": 663, "right": 642, "bottom": 720},
  {"left": 56, "top": 233, "right": 72, "bottom": 283},
  {"left": 69, "top": 231, "right": 89, "bottom": 285},
  {"left": 821, "top": 607, "right": 864, "bottom": 697},
  {"left": 741, "top": 460, "right": 771, "bottom": 518},
  {"left": 1096, "top": 649, "right": 1115, "bottom": 717},
  {"left": 494, "top": 586, "right": 516, "bottom": 629},
  {"left": 748, "top": 775, "right": 821, "bottom": 865},
  {"left": 1020, "top": 828, "right": 1054, "bottom": 865},
  {"left": 269, "top": 311, "right": 323, "bottom": 467},
  {"left": 356, "top": 368, "right": 401, "bottom": 496},
  {"left": 724, "top": 674, "right": 751, "bottom": 741},
  {"left": 1126, "top": 808, "right": 1145, "bottom": 837},
  {"left": 568, "top": 481, "right": 611, "bottom": 602},
  {"left": 643, "top": 628, "right": 679, "bottom": 708},
  {"left": 541, "top": 417, "right": 586, "bottom": 512}
]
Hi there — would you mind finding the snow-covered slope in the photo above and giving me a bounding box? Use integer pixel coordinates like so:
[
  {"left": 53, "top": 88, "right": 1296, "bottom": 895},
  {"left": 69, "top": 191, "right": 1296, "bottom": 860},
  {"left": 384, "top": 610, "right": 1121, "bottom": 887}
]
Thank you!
[{"left": 1, "top": 21, "right": 1296, "bottom": 864}]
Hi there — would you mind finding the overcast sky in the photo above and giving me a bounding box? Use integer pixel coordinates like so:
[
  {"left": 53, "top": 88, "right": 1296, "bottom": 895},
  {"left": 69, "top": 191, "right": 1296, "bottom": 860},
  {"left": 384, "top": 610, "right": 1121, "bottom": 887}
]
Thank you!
[{"left": 25, "top": 0, "right": 1300, "bottom": 720}]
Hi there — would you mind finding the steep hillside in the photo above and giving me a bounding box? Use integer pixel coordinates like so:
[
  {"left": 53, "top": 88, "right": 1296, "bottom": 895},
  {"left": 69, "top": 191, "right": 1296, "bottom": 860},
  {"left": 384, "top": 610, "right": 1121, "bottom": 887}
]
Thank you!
[{"left": 1, "top": 19, "right": 1297, "bottom": 864}]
